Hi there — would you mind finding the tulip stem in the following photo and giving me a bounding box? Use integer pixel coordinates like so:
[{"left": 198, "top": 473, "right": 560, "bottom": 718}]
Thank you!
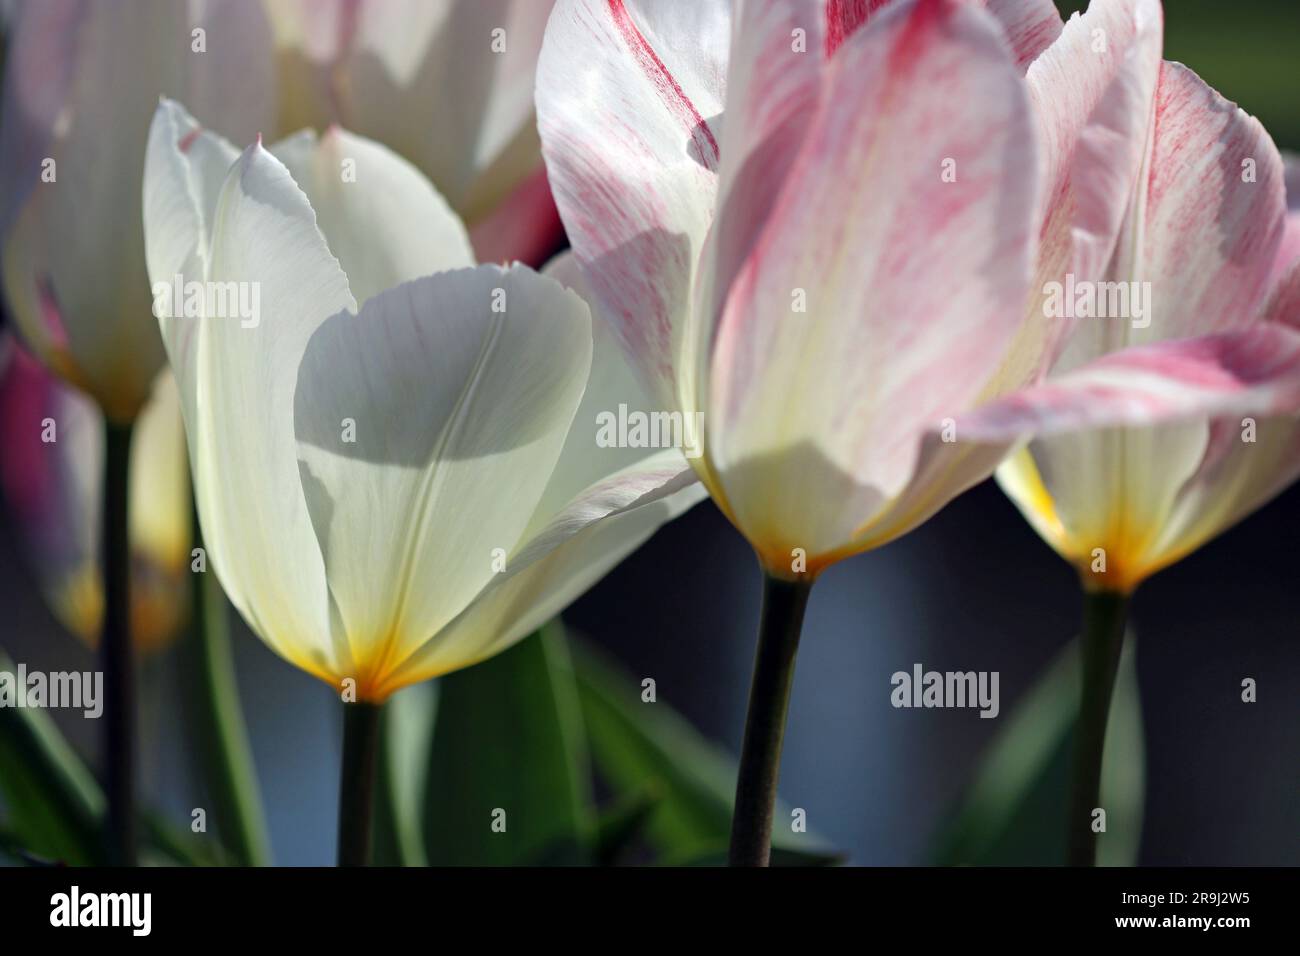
[
  {"left": 337, "top": 700, "right": 383, "bottom": 866},
  {"left": 102, "top": 419, "right": 135, "bottom": 866},
  {"left": 729, "top": 572, "right": 813, "bottom": 867},
  {"left": 1067, "top": 588, "right": 1130, "bottom": 867},
  {"left": 189, "top": 514, "right": 272, "bottom": 866}
]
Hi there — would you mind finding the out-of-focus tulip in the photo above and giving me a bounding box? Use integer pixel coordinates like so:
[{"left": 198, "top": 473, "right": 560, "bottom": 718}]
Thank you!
[
  {"left": 268, "top": 0, "right": 563, "bottom": 265},
  {"left": 0, "top": 0, "right": 276, "bottom": 422},
  {"left": 143, "top": 99, "right": 703, "bottom": 702},
  {"left": 953, "top": 0, "right": 1300, "bottom": 595},
  {"left": 0, "top": 336, "right": 190, "bottom": 651}
]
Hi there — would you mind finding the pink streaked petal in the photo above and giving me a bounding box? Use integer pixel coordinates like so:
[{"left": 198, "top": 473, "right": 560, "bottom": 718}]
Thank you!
[
  {"left": 537, "top": 0, "right": 729, "bottom": 412},
  {"left": 1064, "top": 0, "right": 1163, "bottom": 281},
  {"left": 706, "top": 0, "right": 1038, "bottom": 554},
  {"left": 1138, "top": 61, "right": 1284, "bottom": 333},
  {"left": 825, "top": 0, "right": 1063, "bottom": 69},
  {"left": 983, "top": 0, "right": 1063, "bottom": 70},
  {"left": 697, "top": 0, "right": 824, "bottom": 341},
  {"left": 824, "top": 0, "right": 890, "bottom": 56},
  {"left": 956, "top": 325, "right": 1300, "bottom": 443},
  {"left": 467, "top": 163, "right": 565, "bottom": 267},
  {"left": 605, "top": 0, "right": 720, "bottom": 169},
  {"left": 1054, "top": 60, "right": 1288, "bottom": 381},
  {"left": 1026, "top": 0, "right": 1162, "bottom": 223},
  {"left": 1261, "top": 259, "right": 1300, "bottom": 329}
]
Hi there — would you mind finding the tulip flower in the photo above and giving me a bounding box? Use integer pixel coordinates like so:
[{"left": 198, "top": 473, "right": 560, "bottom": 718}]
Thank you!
[
  {"left": 267, "top": 0, "right": 563, "bottom": 265},
  {"left": 941, "top": 0, "right": 1300, "bottom": 863},
  {"left": 0, "top": 337, "right": 190, "bottom": 653},
  {"left": 144, "top": 98, "right": 702, "bottom": 863},
  {"left": 536, "top": 0, "right": 1300, "bottom": 864},
  {"left": 0, "top": 0, "right": 277, "bottom": 863},
  {"left": 0, "top": 0, "right": 275, "bottom": 421}
]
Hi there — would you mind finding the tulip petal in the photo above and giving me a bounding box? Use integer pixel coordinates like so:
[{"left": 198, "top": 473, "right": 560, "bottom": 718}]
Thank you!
[
  {"left": 169, "top": 142, "right": 356, "bottom": 682},
  {"left": 956, "top": 325, "right": 1300, "bottom": 443},
  {"left": 534, "top": 250, "right": 699, "bottom": 520},
  {"left": 144, "top": 100, "right": 242, "bottom": 284},
  {"left": 0, "top": 0, "right": 275, "bottom": 420},
  {"left": 384, "top": 449, "right": 705, "bottom": 697},
  {"left": 983, "top": 0, "right": 1063, "bottom": 69},
  {"left": 704, "top": 0, "right": 1038, "bottom": 563},
  {"left": 0, "top": 337, "right": 190, "bottom": 651},
  {"left": 273, "top": 0, "right": 554, "bottom": 218},
  {"left": 977, "top": 0, "right": 1162, "bottom": 393},
  {"left": 537, "top": 0, "right": 730, "bottom": 413},
  {"left": 826, "top": 0, "right": 1063, "bottom": 68},
  {"left": 983, "top": 327, "right": 1300, "bottom": 591},
  {"left": 1025, "top": 0, "right": 1161, "bottom": 218},
  {"left": 1054, "top": 61, "right": 1285, "bottom": 377},
  {"left": 1144, "top": 416, "right": 1300, "bottom": 580},
  {"left": 467, "top": 163, "right": 565, "bottom": 267},
  {"left": 272, "top": 127, "right": 474, "bottom": 305},
  {"left": 694, "top": 0, "right": 823, "bottom": 386},
  {"left": 292, "top": 264, "right": 591, "bottom": 698}
]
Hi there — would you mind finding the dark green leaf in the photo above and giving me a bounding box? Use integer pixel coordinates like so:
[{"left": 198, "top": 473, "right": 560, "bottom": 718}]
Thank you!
[
  {"left": 373, "top": 681, "right": 437, "bottom": 866},
  {"left": 0, "top": 652, "right": 105, "bottom": 865},
  {"left": 593, "top": 786, "right": 661, "bottom": 866},
  {"left": 931, "top": 635, "right": 1145, "bottom": 866},
  {"left": 185, "top": 557, "right": 272, "bottom": 866},
  {"left": 423, "top": 624, "right": 594, "bottom": 865},
  {"left": 0, "top": 653, "right": 229, "bottom": 866},
  {"left": 139, "top": 809, "right": 228, "bottom": 867},
  {"left": 572, "top": 639, "right": 834, "bottom": 863}
]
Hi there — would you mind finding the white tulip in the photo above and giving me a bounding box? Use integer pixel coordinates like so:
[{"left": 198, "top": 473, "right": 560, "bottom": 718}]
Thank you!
[{"left": 143, "top": 99, "right": 702, "bottom": 700}]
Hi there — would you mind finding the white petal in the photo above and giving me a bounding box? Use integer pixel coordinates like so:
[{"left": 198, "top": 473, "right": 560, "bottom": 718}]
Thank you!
[
  {"left": 390, "top": 450, "right": 706, "bottom": 692},
  {"left": 533, "top": 250, "right": 680, "bottom": 523},
  {"left": 272, "top": 0, "right": 555, "bottom": 217},
  {"left": 181, "top": 142, "right": 356, "bottom": 681},
  {"left": 271, "top": 127, "right": 474, "bottom": 305},
  {"left": 292, "top": 264, "right": 591, "bottom": 698}
]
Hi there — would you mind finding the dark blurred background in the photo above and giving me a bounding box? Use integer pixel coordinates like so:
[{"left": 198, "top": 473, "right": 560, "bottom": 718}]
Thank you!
[{"left": 2, "top": 0, "right": 1298, "bottom": 865}]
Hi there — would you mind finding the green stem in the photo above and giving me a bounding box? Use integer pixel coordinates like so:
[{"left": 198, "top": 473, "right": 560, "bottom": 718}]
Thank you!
[
  {"left": 337, "top": 700, "right": 383, "bottom": 867},
  {"left": 728, "top": 572, "right": 813, "bottom": 867},
  {"left": 189, "top": 517, "right": 272, "bottom": 866},
  {"left": 1067, "top": 589, "right": 1130, "bottom": 867},
  {"left": 102, "top": 419, "right": 135, "bottom": 866}
]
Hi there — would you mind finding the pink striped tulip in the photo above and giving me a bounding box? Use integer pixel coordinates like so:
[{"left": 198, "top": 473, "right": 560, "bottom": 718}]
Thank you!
[
  {"left": 955, "top": 0, "right": 1300, "bottom": 593},
  {"left": 537, "top": 0, "right": 1300, "bottom": 582}
]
